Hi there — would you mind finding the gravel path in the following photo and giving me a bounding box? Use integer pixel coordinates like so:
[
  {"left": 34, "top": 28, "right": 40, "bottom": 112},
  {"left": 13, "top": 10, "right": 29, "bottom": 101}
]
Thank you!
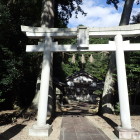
[
  {"left": 0, "top": 114, "right": 140, "bottom": 140},
  {"left": 0, "top": 116, "right": 62, "bottom": 140},
  {"left": 87, "top": 114, "right": 140, "bottom": 140}
]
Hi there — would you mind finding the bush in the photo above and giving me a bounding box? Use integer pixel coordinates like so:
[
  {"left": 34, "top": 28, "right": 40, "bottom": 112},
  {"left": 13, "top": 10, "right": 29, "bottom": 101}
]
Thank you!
[{"left": 114, "top": 102, "right": 120, "bottom": 114}]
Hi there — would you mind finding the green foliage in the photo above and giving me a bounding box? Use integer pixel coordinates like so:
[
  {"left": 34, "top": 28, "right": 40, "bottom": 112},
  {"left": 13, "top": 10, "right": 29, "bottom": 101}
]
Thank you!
[
  {"left": 0, "top": 0, "right": 86, "bottom": 109},
  {"left": 89, "top": 37, "right": 108, "bottom": 44},
  {"left": 126, "top": 14, "right": 140, "bottom": 100},
  {"left": 54, "top": 0, "right": 86, "bottom": 27},
  {"left": 0, "top": 1, "right": 42, "bottom": 109},
  {"left": 106, "top": 0, "right": 119, "bottom": 9},
  {"left": 94, "top": 90, "right": 102, "bottom": 95},
  {"left": 53, "top": 38, "right": 109, "bottom": 82},
  {"left": 106, "top": 0, "right": 139, "bottom": 10},
  {"left": 85, "top": 52, "right": 109, "bottom": 80},
  {"left": 132, "top": 12, "right": 140, "bottom": 24},
  {"left": 126, "top": 51, "right": 140, "bottom": 95},
  {"left": 124, "top": 37, "right": 140, "bottom": 104},
  {"left": 114, "top": 102, "right": 120, "bottom": 114}
]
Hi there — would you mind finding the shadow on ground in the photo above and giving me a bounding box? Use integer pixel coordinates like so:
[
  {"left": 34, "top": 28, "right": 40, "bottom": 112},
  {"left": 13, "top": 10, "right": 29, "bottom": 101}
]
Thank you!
[
  {"left": 57, "top": 102, "right": 98, "bottom": 116},
  {"left": 100, "top": 115, "right": 118, "bottom": 129},
  {"left": 0, "top": 124, "right": 26, "bottom": 140},
  {"left": 0, "top": 112, "right": 17, "bottom": 126}
]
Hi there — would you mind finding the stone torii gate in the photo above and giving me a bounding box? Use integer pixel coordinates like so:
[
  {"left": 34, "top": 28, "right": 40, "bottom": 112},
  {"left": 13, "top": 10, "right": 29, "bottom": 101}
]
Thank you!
[{"left": 21, "top": 24, "right": 140, "bottom": 139}]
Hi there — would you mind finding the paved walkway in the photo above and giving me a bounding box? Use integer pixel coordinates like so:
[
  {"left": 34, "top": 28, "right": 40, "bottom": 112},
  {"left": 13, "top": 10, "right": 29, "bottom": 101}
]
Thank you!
[{"left": 59, "top": 115, "right": 110, "bottom": 140}]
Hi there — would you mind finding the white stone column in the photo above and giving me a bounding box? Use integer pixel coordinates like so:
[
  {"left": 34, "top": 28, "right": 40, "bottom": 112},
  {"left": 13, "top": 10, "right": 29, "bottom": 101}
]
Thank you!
[
  {"left": 29, "top": 37, "right": 52, "bottom": 136},
  {"left": 37, "top": 37, "right": 51, "bottom": 126},
  {"left": 115, "top": 34, "right": 131, "bottom": 129}
]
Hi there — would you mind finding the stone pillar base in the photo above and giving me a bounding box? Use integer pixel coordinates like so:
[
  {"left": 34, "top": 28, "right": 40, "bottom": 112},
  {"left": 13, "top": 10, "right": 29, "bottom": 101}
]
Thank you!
[
  {"left": 29, "top": 124, "right": 52, "bottom": 137},
  {"left": 115, "top": 126, "right": 140, "bottom": 139}
]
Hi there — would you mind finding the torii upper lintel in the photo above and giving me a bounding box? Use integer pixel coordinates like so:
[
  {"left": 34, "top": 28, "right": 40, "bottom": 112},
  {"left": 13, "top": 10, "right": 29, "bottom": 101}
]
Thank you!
[{"left": 21, "top": 24, "right": 140, "bottom": 38}]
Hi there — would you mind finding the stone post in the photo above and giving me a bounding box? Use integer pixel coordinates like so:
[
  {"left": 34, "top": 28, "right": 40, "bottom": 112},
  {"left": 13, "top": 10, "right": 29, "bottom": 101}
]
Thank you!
[
  {"left": 29, "top": 37, "right": 52, "bottom": 136},
  {"left": 115, "top": 34, "right": 131, "bottom": 129}
]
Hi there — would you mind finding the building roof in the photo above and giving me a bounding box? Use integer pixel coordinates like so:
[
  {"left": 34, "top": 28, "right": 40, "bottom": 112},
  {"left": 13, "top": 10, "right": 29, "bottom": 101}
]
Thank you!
[{"left": 66, "top": 70, "right": 100, "bottom": 82}]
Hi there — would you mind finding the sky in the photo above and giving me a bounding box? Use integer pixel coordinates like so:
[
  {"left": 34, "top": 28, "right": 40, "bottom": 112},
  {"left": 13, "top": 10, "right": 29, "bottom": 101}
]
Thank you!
[{"left": 68, "top": 0, "right": 140, "bottom": 28}]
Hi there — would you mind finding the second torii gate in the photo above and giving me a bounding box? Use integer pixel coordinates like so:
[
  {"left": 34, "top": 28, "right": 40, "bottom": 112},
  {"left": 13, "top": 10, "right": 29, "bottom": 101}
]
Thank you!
[{"left": 21, "top": 24, "right": 140, "bottom": 139}]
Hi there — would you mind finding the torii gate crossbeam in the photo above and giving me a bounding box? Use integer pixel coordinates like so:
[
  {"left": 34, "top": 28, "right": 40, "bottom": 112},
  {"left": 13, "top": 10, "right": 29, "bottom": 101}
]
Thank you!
[{"left": 21, "top": 24, "right": 140, "bottom": 139}]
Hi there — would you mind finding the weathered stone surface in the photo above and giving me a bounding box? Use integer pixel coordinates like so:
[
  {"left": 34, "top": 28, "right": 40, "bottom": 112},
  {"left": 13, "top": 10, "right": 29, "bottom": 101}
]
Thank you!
[
  {"left": 21, "top": 24, "right": 140, "bottom": 38},
  {"left": 60, "top": 116, "right": 110, "bottom": 140},
  {"left": 115, "top": 126, "right": 140, "bottom": 139},
  {"left": 29, "top": 124, "right": 52, "bottom": 136}
]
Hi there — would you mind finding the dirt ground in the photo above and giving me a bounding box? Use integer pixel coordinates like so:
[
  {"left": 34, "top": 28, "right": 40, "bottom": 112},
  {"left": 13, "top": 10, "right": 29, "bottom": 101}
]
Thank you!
[{"left": 0, "top": 109, "right": 140, "bottom": 140}]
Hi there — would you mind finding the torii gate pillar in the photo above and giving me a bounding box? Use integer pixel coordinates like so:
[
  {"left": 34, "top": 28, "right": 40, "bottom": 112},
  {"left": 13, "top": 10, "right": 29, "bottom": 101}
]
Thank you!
[
  {"left": 115, "top": 34, "right": 131, "bottom": 129},
  {"left": 115, "top": 34, "right": 139, "bottom": 139},
  {"left": 29, "top": 37, "right": 52, "bottom": 136}
]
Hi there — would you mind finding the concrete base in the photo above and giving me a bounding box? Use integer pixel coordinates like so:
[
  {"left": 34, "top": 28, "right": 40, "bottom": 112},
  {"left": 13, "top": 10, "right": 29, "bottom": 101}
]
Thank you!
[
  {"left": 115, "top": 126, "right": 140, "bottom": 139},
  {"left": 29, "top": 124, "right": 52, "bottom": 137}
]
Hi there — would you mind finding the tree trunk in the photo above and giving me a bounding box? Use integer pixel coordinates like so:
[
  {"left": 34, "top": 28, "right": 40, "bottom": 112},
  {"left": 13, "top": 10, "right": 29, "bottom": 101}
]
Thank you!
[
  {"left": 99, "top": 52, "right": 116, "bottom": 114},
  {"left": 41, "top": 0, "right": 54, "bottom": 27},
  {"left": 119, "top": 0, "right": 135, "bottom": 26},
  {"left": 100, "top": 0, "right": 135, "bottom": 114},
  {"left": 29, "top": 0, "right": 55, "bottom": 118}
]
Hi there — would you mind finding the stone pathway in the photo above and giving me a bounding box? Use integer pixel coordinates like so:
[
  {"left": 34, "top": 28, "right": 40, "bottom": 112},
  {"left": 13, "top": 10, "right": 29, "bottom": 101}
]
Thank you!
[{"left": 59, "top": 115, "right": 110, "bottom": 140}]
